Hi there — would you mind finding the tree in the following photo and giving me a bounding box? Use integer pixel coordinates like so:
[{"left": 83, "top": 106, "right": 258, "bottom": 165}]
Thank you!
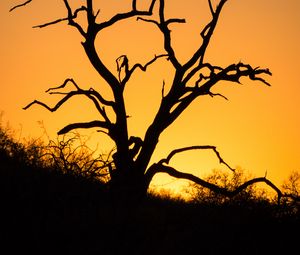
[{"left": 11, "top": 0, "right": 293, "bottom": 202}]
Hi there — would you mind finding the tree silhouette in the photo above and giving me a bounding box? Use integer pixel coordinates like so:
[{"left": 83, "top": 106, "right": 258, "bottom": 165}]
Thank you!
[{"left": 12, "top": 0, "right": 294, "bottom": 202}]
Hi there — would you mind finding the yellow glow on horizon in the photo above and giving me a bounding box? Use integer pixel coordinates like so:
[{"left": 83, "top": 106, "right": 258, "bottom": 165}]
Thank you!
[{"left": 1, "top": 0, "right": 300, "bottom": 194}]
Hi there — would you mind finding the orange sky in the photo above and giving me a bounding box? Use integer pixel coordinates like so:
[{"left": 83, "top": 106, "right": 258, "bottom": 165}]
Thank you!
[{"left": 1, "top": 0, "right": 300, "bottom": 194}]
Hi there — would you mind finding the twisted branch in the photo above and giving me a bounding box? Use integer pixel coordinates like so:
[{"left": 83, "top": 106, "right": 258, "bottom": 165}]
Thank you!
[
  {"left": 33, "top": 2, "right": 87, "bottom": 37},
  {"left": 159, "top": 145, "right": 235, "bottom": 171},
  {"left": 198, "top": 62, "right": 272, "bottom": 91},
  {"left": 23, "top": 79, "right": 114, "bottom": 127},
  {"left": 146, "top": 163, "right": 300, "bottom": 204},
  {"left": 120, "top": 54, "right": 169, "bottom": 85},
  {"left": 183, "top": 0, "right": 227, "bottom": 71},
  {"left": 45, "top": 78, "right": 114, "bottom": 107},
  {"left": 128, "top": 136, "right": 143, "bottom": 159},
  {"left": 158, "top": 0, "right": 183, "bottom": 68}
]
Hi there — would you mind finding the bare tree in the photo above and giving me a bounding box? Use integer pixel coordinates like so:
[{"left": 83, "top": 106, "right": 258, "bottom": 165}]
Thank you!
[{"left": 11, "top": 0, "right": 293, "bottom": 202}]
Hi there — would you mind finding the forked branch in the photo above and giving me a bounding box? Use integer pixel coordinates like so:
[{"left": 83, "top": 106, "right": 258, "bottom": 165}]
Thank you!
[
  {"left": 45, "top": 78, "right": 114, "bottom": 107},
  {"left": 183, "top": 0, "right": 227, "bottom": 71},
  {"left": 137, "top": 0, "right": 186, "bottom": 69},
  {"left": 197, "top": 62, "right": 272, "bottom": 92},
  {"left": 158, "top": 145, "right": 235, "bottom": 171},
  {"left": 32, "top": 2, "right": 87, "bottom": 37},
  {"left": 157, "top": 0, "right": 184, "bottom": 68},
  {"left": 23, "top": 79, "right": 115, "bottom": 126},
  {"left": 146, "top": 163, "right": 300, "bottom": 204},
  {"left": 180, "top": 62, "right": 271, "bottom": 103},
  {"left": 146, "top": 144, "right": 300, "bottom": 203},
  {"left": 96, "top": 0, "right": 157, "bottom": 31},
  {"left": 220, "top": 63, "right": 271, "bottom": 85},
  {"left": 208, "top": 0, "right": 215, "bottom": 15},
  {"left": 119, "top": 54, "right": 169, "bottom": 85}
]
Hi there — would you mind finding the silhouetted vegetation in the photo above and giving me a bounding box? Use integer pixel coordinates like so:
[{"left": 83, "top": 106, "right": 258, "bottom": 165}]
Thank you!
[
  {"left": 7, "top": 1, "right": 300, "bottom": 253},
  {"left": 1, "top": 125, "right": 299, "bottom": 254}
]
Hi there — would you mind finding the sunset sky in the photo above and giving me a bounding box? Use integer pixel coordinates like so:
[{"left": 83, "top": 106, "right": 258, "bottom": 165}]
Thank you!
[{"left": 1, "top": 0, "right": 300, "bottom": 194}]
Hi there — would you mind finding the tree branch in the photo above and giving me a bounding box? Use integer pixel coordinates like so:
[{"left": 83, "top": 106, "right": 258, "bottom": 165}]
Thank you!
[
  {"left": 96, "top": 0, "right": 157, "bottom": 31},
  {"left": 130, "top": 54, "right": 169, "bottom": 72},
  {"left": 183, "top": 0, "right": 227, "bottom": 71},
  {"left": 45, "top": 78, "right": 80, "bottom": 92},
  {"left": 33, "top": 17, "right": 69, "bottom": 29},
  {"left": 57, "top": 120, "right": 111, "bottom": 135},
  {"left": 208, "top": 92, "right": 228, "bottom": 100},
  {"left": 158, "top": 0, "right": 182, "bottom": 68},
  {"left": 159, "top": 145, "right": 235, "bottom": 171},
  {"left": 32, "top": 2, "right": 87, "bottom": 37},
  {"left": 62, "top": 0, "right": 86, "bottom": 37},
  {"left": 24, "top": 79, "right": 115, "bottom": 125},
  {"left": 208, "top": 0, "right": 215, "bottom": 15},
  {"left": 182, "top": 62, "right": 271, "bottom": 99},
  {"left": 146, "top": 163, "right": 294, "bottom": 204},
  {"left": 121, "top": 54, "right": 169, "bottom": 85},
  {"left": 10, "top": 0, "right": 32, "bottom": 12},
  {"left": 200, "top": 62, "right": 272, "bottom": 91},
  {"left": 137, "top": 17, "right": 160, "bottom": 26},
  {"left": 46, "top": 78, "right": 114, "bottom": 107},
  {"left": 167, "top": 91, "right": 197, "bottom": 126},
  {"left": 128, "top": 136, "right": 143, "bottom": 159},
  {"left": 165, "top": 18, "right": 186, "bottom": 26},
  {"left": 168, "top": 62, "right": 271, "bottom": 124},
  {"left": 87, "top": 88, "right": 115, "bottom": 107},
  {"left": 132, "top": 0, "right": 137, "bottom": 11},
  {"left": 137, "top": 13, "right": 185, "bottom": 69},
  {"left": 22, "top": 91, "right": 109, "bottom": 120}
]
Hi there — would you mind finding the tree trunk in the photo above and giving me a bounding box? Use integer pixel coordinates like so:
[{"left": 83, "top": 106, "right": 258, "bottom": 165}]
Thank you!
[{"left": 108, "top": 167, "right": 149, "bottom": 206}]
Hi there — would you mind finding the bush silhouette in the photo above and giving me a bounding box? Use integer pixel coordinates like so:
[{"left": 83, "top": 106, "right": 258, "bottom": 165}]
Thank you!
[{"left": 1, "top": 124, "right": 299, "bottom": 254}]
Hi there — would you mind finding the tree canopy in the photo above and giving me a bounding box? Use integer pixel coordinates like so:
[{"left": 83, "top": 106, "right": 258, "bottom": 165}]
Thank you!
[{"left": 11, "top": 0, "right": 298, "bottom": 203}]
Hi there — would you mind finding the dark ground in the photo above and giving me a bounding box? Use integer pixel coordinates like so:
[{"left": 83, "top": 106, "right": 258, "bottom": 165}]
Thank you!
[{"left": 0, "top": 149, "right": 299, "bottom": 255}]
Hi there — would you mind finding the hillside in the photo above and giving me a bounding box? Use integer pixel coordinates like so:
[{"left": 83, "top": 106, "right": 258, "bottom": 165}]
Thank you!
[{"left": 0, "top": 127, "right": 299, "bottom": 255}]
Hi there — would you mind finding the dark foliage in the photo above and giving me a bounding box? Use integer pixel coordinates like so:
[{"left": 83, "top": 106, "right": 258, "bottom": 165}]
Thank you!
[{"left": 0, "top": 126, "right": 299, "bottom": 255}]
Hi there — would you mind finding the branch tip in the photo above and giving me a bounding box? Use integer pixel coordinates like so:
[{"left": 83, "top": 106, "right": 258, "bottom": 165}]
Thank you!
[{"left": 10, "top": 0, "right": 32, "bottom": 12}]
